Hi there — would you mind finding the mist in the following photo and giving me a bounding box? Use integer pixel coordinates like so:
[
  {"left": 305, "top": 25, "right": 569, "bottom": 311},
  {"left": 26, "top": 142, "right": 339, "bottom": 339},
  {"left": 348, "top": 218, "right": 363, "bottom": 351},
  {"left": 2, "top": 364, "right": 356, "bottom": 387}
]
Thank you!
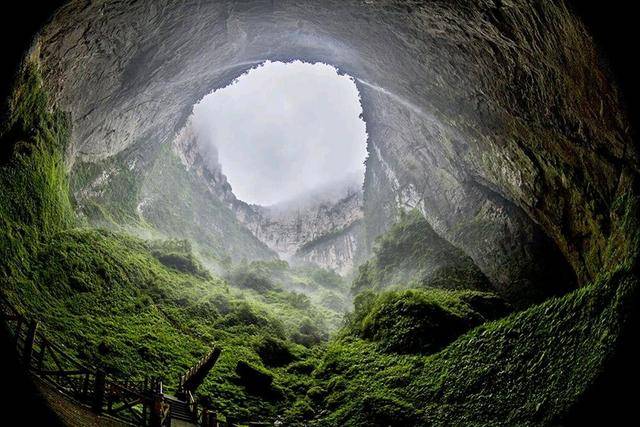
[{"left": 191, "top": 60, "right": 368, "bottom": 206}]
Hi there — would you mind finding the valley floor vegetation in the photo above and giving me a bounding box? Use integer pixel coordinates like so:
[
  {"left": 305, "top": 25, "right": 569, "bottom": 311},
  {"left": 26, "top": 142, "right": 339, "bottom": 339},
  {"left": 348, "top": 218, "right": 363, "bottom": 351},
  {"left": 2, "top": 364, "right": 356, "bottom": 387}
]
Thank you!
[{"left": 2, "top": 62, "right": 639, "bottom": 426}]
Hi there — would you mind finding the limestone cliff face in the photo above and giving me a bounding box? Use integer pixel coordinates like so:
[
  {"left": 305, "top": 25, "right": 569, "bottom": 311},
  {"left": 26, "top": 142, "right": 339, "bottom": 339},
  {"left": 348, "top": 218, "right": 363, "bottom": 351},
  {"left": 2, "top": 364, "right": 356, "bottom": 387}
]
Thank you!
[{"left": 240, "top": 191, "right": 364, "bottom": 275}]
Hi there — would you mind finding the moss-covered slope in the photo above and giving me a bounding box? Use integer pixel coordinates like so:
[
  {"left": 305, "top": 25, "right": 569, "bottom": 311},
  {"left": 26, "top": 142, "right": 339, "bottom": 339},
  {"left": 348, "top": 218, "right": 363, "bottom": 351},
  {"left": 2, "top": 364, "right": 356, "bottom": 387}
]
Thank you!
[
  {"left": 352, "top": 210, "right": 491, "bottom": 295},
  {"left": 0, "top": 63, "right": 330, "bottom": 421},
  {"left": 70, "top": 140, "right": 276, "bottom": 266},
  {"left": 294, "top": 261, "right": 638, "bottom": 426}
]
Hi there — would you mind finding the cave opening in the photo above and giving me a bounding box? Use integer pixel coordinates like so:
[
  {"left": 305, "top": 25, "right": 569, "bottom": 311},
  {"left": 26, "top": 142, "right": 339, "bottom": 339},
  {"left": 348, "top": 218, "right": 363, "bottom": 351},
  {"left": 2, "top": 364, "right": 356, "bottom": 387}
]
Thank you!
[{"left": 190, "top": 60, "right": 368, "bottom": 207}]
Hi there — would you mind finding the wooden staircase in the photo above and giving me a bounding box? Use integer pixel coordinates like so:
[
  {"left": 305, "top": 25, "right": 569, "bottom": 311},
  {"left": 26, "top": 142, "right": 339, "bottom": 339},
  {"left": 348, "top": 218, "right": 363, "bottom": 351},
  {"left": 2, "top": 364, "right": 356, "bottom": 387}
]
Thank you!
[
  {"left": 0, "top": 294, "right": 245, "bottom": 426},
  {"left": 165, "top": 395, "right": 197, "bottom": 425},
  {"left": 178, "top": 347, "right": 222, "bottom": 396}
]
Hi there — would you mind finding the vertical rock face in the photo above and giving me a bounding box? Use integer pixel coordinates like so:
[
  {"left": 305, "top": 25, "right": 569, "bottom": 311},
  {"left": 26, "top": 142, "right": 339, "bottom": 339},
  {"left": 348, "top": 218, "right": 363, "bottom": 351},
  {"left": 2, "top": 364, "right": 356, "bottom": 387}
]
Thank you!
[
  {"left": 362, "top": 128, "right": 578, "bottom": 302},
  {"left": 243, "top": 191, "right": 364, "bottom": 275}
]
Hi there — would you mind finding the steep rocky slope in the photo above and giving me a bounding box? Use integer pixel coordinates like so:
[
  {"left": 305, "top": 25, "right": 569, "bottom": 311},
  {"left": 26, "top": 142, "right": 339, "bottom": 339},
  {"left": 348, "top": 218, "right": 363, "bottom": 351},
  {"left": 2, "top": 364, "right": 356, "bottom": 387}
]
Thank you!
[
  {"left": 239, "top": 188, "right": 364, "bottom": 275},
  {"left": 352, "top": 210, "right": 492, "bottom": 296},
  {"left": 70, "top": 132, "right": 276, "bottom": 264}
]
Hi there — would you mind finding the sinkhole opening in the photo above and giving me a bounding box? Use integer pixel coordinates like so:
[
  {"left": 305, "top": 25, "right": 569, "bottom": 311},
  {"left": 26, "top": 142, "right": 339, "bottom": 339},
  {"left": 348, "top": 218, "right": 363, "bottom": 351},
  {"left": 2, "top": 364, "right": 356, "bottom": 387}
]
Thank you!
[{"left": 190, "top": 60, "right": 368, "bottom": 207}]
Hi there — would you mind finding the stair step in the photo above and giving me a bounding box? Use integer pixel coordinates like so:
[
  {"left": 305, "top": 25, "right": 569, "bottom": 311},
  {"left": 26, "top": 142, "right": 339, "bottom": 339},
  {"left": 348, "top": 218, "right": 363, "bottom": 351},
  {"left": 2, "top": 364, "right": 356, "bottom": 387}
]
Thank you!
[{"left": 163, "top": 394, "right": 197, "bottom": 422}]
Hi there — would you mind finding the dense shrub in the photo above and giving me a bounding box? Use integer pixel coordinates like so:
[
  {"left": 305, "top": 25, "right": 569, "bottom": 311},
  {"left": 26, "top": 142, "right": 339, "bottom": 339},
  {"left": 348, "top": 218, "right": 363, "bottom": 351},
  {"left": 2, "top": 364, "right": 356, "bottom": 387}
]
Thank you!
[
  {"left": 292, "top": 318, "right": 328, "bottom": 348},
  {"left": 255, "top": 336, "right": 297, "bottom": 367},
  {"left": 235, "top": 361, "right": 281, "bottom": 399},
  {"left": 345, "top": 288, "right": 510, "bottom": 354},
  {"left": 149, "top": 239, "right": 210, "bottom": 278},
  {"left": 226, "top": 267, "right": 276, "bottom": 292}
]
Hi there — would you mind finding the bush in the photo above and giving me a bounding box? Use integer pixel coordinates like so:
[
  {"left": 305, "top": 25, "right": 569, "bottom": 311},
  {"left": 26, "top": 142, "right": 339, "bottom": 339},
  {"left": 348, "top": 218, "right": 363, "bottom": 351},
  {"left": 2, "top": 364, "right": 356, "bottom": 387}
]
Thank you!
[
  {"left": 255, "top": 336, "right": 297, "bottom": 367},
  {"left": 291, "top": 318, "right": 328, "bottom": 348},
  {"left": 337, "top": 394, "right": 421, "bottom": 427},
  {"left": 235, "top": 361, "right": 280, "bottom": 399},
  {"left": 226, "top": 268, "right": 276, "bottom": 293},
  {"left": 346, "top": 289, "right": 509, "bottom": 354},
  {"left": 149, "top": 239, "right": 210, "bottom": 278}
]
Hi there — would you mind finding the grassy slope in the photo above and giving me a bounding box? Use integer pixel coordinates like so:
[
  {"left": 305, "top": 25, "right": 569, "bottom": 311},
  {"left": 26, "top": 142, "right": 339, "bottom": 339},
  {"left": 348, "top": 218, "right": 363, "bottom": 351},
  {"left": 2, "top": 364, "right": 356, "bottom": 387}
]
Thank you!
[
  {"left": 226, "top": 259, "right": 352, "bottom": 331},
  {"left": 309, "top": 264, "right": 637, "bottom": 426},
  {"left": 352, "top": 209, "right": 491, "bottom": 294},
  {"left": 0, "top": 63, "right": 327, "bottom": 421},
  {"left": 11, "top": 227, "right": 329, "bottom": 420}
]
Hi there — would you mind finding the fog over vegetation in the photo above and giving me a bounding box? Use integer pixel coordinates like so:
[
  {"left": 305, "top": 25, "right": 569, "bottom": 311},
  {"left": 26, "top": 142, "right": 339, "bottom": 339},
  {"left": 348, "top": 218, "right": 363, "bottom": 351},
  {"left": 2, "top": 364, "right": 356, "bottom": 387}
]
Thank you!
[{"left": 191, "top": 61, "right": 368, "bottom": 206}]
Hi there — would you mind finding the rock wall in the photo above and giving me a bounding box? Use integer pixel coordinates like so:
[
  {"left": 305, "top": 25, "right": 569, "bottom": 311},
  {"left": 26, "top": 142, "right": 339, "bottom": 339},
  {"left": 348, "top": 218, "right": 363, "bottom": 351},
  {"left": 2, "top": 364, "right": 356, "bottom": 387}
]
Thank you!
[
  {"left": 35, "top": 0, "right": 636, "bottom": 304},
  {"left": 242, "top": 192, "right": 364, "bottom": 275}
]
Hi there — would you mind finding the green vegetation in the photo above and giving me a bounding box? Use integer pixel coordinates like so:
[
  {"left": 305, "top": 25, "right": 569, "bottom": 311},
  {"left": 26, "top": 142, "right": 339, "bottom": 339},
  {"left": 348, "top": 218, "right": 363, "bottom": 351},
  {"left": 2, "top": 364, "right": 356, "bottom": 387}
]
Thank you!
[
  {"left": 149, "top": 239, "right": 211, "bottom": 278},
  {"left": 137, "top": 143, "right": 276, "bottom": 264},
  {"left": 342, "top": 288, "right": 509, "bottom": 354},
  {"left": 352, "top": 210, "right": 491, "bottom": 294},
  {"left": 70, "top": 145, "right": 145, "bottom": 225},
  {"left": 70, "top": 133, "right": 276, "bottom": 266},
  {"left": 224, "top": 259, "right": 350, "bottom": 333},
  {"left": 3, "top": 61, "right": 638, "bottom": 427},
  {"left": 278, "top": 178, "right": 640, "bottom": 425},
  {"left": 271, "top": 262, "right": 637, "bottom": 426},
  {"left": 1, "top": 62, "right": 74, "bottom": 279},
  {"left": 0, "top": 63, "right": 333, "bottom": 421}
]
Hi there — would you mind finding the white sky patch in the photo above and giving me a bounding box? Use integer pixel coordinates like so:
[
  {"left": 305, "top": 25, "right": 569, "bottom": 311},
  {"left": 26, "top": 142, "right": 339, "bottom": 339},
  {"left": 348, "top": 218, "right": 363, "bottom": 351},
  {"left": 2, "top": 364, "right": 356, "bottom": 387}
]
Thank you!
[{"left": 191, "top": 60, "right": 368, "bottom": 206}]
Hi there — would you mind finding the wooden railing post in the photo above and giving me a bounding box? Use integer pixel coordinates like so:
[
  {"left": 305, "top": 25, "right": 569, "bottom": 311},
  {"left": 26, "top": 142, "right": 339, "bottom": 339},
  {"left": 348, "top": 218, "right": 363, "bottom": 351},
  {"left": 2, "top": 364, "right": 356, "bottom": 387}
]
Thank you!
[
  {"left": 36, "top": 339, "right": 46, "bottom": 371},
  {"left": 150, "top": 379, "right": 165, "bottom": 427},
  {"left": 82, "top": 371, "right": 90, "bottom": 400},
  {"left": 93, "top": 370, "right": 106, "bottom": 414},
  {"left": 22, "top": 320, "right": 38, "bottom": 367},
  {"left": 201, "top": 409, "right": 217, "bottom": 427}
]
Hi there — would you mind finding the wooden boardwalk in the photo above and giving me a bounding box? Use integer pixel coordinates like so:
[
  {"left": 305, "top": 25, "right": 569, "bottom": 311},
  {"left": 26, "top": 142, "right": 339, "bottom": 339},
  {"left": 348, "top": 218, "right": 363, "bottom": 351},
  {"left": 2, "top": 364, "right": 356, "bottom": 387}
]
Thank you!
[{"left": 0, "top": 294, "right": 249, "bottom": 427}]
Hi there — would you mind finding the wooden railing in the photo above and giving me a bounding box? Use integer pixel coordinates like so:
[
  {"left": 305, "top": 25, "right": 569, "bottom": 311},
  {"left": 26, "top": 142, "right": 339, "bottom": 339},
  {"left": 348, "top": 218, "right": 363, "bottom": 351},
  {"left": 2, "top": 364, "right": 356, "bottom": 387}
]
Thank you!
[
  {"left": 0, "top": 295, "right": 160, "bottom": 425},
  {"left": 1, "top": 294, "right": 259, "bottom": 427},
  {"left": 178, "top": 346, "right": 222, "bottom": 395}
]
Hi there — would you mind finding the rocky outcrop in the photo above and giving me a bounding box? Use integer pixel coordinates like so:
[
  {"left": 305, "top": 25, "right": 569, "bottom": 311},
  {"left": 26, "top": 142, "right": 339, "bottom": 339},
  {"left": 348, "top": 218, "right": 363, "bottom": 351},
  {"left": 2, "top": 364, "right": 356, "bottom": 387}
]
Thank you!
[
  {"left": 36, "top": 0, "right": 635, "bottom": 304},
  {"left": 242, "top": 191, "right": 364, "bottom": 275}
]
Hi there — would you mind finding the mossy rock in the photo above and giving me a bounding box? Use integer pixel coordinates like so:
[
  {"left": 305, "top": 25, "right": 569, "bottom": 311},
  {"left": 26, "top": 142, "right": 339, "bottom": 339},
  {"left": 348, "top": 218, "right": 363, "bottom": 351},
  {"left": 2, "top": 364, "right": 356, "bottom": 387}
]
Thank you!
[
  {"left": 349, "top": 288, "right": 510, "bottom": 354},
  {"left": 255, "top": 336, "right": 297, "bottom": 367}
]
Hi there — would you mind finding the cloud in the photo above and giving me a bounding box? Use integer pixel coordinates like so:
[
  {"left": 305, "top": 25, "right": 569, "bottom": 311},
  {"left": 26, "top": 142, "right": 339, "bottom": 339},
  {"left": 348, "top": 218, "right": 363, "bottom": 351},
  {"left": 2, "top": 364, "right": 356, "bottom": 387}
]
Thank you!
[{"left": 191, "top": 61, "right": 368, "bottom": 206}]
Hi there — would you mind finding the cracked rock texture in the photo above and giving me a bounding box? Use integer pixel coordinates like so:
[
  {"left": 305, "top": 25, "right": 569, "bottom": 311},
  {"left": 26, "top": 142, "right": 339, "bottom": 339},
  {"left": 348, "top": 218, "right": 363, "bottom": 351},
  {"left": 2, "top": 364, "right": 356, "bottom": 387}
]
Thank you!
[{"left": 36, "top": 0, "right": 635, "bottom": 304}]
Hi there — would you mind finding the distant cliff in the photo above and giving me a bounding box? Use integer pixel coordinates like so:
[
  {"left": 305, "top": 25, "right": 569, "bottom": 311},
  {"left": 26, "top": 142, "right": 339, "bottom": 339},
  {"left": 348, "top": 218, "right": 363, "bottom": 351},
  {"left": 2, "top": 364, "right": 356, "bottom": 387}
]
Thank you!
[{"left": 175, "top": 120, "right": 364, "bottom": 274}]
